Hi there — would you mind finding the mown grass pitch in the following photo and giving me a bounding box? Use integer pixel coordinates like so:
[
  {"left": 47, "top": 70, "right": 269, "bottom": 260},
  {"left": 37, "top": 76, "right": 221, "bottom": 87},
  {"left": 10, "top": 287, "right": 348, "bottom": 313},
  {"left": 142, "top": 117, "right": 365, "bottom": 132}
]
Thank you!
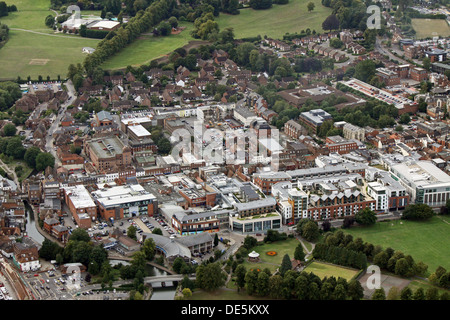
[
  {"left": 343, "top": 216, "right": 450, "bottom": 272},
  {"left": 411, "top": 18, "right": 450, "bottom": 39},
  {"left": 216, "top": 0, "right": 332, "bottom": 39}
]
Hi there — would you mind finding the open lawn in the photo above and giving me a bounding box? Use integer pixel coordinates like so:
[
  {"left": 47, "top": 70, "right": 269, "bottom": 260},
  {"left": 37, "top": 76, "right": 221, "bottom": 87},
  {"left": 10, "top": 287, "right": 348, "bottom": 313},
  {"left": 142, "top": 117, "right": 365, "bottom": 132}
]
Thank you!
[
  {"left": 0, "top": 30, "right": 99, "bottom": 80},
  {"left": 241, "top": 237, "right": 300, "bottom": 273},
  {"left": 411, "top": 19, "right": 450, "bottom": 39},
  {"left": 343, "top": 216, "right": 450, "bottom": 272},
  {"left": 216, "top": 0, "right": 332, "bottom": 39},
  {"left": 101, "top": 22, "right": 197, "bottom": 71},
  {"left": 304, "top": 261, "right": 359, "bottom": 281},
  {"left": 0, "top": 0, "right": 100, "bottom": 80}
]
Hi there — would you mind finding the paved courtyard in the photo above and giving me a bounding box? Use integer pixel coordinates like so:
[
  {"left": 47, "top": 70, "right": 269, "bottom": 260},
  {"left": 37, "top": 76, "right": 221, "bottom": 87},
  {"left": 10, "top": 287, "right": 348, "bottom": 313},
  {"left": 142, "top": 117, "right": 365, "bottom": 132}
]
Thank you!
[{"left": 359, "top": 272, "right": 411, "bottom": 299}]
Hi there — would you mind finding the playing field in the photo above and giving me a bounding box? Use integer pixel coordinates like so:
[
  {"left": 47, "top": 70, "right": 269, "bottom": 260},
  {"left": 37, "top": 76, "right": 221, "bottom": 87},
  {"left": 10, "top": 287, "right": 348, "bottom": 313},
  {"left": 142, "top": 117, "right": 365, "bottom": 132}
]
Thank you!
[
  {"left": 101, "top": 22, "right": 197, "bottom": 71},
  {"left": 343, "top": 216, "right": 450, "bottom": 272},
  {"left": 411, "top": 19, "right": 450, "bottom": 39},
  {"left": 0, "top": 0, "right": 100, "bottom": 80},
  {"left": 304, "top": 261, "right": 359, "bottom": 281},
  {"left": 216, "top": 0, "right": 332, "bottom": 39}
]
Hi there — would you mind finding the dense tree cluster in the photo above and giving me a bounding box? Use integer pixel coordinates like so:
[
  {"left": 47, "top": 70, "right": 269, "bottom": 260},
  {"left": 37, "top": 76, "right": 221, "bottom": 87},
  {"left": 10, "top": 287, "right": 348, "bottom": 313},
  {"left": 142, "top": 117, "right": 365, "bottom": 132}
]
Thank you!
[
  {"left": 401, "top": 204, "right": 435, "bottom": 221},
  {"left": 249, "top": 0, "right": 273, "bottom": 10},
  {"left": 0, "top": 81, "right": 21, "bottom": 111},
  {"left": 0, "top": 22, "right": 9, "bottom": 46},
  {"left": 428, "top": 266, "right": 450, "bottom": 290},
  {"left": 296, "top": 219, "right": 320, "bottom": 242},
  {"left": 239, "top": 265, "right": 364, "bottom": 300},
  {"left": 0, "top": 1, "right": 17, "bottom": 18}
]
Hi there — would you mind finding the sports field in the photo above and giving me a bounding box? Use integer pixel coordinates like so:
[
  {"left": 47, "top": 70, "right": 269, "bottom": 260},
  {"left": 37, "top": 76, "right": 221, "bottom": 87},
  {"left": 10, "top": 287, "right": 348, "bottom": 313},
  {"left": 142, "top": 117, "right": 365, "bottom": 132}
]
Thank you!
[
  {"left": 411, "top": 19, "right": 450, "bottom": 39},
  {"left": 343, "top": 216, "right": 450, "bottom": 272},
  {"left": 304, "top": 261, "right": 359, "bottom": 281},
  {"left": 216, "top": 0, "right": 332, "bottom": 39},
  {"left": 101, "top": 22, "right": 197, "bottom": 71},
  {"left": 0, "top": 0, "right": 100, "bottom": 80}
]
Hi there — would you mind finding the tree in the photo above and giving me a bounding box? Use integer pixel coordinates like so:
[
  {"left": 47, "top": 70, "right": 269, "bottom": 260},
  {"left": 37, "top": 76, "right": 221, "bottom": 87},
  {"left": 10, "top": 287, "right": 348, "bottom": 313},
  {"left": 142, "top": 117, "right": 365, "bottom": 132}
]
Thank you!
[
  {"left": 235, "top": 265, "right": 247, "bottom": 290},
  {"left": 168, "top": 16, "right": 178, "bottom": 28},
  {"left": 35, "top": 152, "right": 55, "bottom": 171},
  {"left": 69, "top": 228, "right": 91, "bottom": 242},
  {"left": 412, "top": 287, "right": 425, "bottom": 300},
  {"left": 422, "top": 57, "right": 431, "bottom": 71},
  {"left": 294, "top": 243, "right": 305, "bottom": 261},
  {"left": 24, "top": 146, "right": 42, "bottom": 169},
  {"left": 307, "top": 1, "right": 315, "bottom": 12},
  {"left": 256, "top": 271, "right": 270, "bottom": 296},
  {"left": 372, "top": 288, "right": 386, "bottom": 300},
  {"left": 127, "top": 225, "right": 138, "bottom": 240},
  {"left": 2, "top": 123, "right": 15, "bottom": 137},
  {"left": 399, "top": 113, "right": 411, "bottom": 124},
  {"left": 402, "top": 204, "right": 435, "bottom": 221},
  {"left": 355, "top": 207, "right": 377, "bottom": 226},
  {"left": 354, "top": 60, "right": 376, "bottom": 83},
  {"left": 279, "top": 254, "right": 292, "bottom": 276},
  {"left": 322, "top": 220, "right": 331, "bottom": 232},
  {"left": 322, "top": 14, "right": 339, "bottom": 32},
  {"left": 182, "top": 288, "right": 192, "bottom": 299},
  {"left": 214, "top": 233, "right": 219, "bottom": 247},
  {"left": 249, "top": 0, "right": 273, "bottom": 10},
  {"left": 197, "top": 262, "right": 225, "bottom": 291},
  {"left": 347, "top": 279, "right": 364, "bottom": 300},
  {"left": 39, "top": 239, "right": 61, "bottom": 260},
  {"left": 300, "top": 220, "right": 320, "bottom": 242},
  {"left": 400, "top": 286, "right": 413, "bottom": 300},
  {"left": 142, "top": 237, "right": 156, "bottom": 260},
  {"left": 387, "top": 286, "right": 400, "bottom": 300},
  {"left": 152, "top": 228, "right": 163, "bottom": 235},
  {"left": 425, "top": 287, "right": 439, "bottom": 300}
]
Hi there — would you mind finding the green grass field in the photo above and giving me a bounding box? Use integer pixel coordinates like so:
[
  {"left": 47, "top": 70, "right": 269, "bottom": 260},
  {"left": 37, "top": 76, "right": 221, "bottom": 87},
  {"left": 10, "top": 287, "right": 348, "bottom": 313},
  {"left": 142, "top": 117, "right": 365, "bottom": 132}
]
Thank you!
[
  {"left": 240, "top": 237, "right": 300, "bottom": 273},
  {"left": 411, "top": 19, "right": 450, "bottom": 39},
  {"left": 0, "top": 0, "right": 100, "bottom": 79},
  {"left": 303, "top": 261, "right": 359, "bottom": 281},
  {"left": 216, "top": 0, "right": 332, "bottom": 39},
  {"left": 343, "top": 216, "right": 450, "bottom": 272},
  {"left": 0, "top": 30, "right": 99, "bottom": 80},
  {"left": 101, "top": 22, "right": 196, "bottom": 71}
]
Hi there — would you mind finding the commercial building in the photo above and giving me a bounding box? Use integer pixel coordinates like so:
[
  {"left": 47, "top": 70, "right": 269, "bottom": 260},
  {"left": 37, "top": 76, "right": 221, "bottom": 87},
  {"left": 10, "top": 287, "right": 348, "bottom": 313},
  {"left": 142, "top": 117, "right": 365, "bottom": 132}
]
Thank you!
[
  {"left": 325, "top": 136, "right": 358, "bottom": 155},
  {"left": 63, "top": 185, "right": 97, "bottom": 229},
  {"left": 85, "top": 135, "right": 132, "bottom": 171},
  {"left": 284, "top": 120, "right": 308, "bottom": 140},
  {"left": 299, "top": 109, "right": 332, "bottom": 133},
  {"left": 91, "top": 183, "right": 158, "bottom": 220},
  {"left": 390, "top": 160, "right": 450, "bottom": 207},
  {"left": 343, "top": 123, "right": 365, "bottom": 142}
]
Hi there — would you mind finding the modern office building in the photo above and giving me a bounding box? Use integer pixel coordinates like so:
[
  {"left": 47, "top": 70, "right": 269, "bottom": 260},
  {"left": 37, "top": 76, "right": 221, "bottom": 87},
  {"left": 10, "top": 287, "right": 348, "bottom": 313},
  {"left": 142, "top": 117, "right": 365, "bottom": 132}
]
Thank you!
[{"left": 91, "top": 183, "right": 158, "bottom": 220}]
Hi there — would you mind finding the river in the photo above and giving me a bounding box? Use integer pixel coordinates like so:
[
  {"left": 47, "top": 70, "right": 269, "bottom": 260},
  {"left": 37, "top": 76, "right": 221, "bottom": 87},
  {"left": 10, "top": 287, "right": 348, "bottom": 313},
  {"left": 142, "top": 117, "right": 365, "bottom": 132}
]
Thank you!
[
  {"left": 24, "top": 202, "right": 45, "bottom": 245},
  {"left": 109, "top": 260, "right": 177, "bottom": 300}
]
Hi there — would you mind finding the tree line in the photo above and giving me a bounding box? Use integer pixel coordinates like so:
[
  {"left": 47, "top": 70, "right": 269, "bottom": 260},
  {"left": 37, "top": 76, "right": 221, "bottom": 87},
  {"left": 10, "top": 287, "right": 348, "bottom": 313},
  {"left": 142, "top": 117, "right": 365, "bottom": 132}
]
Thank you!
[
  {"left": 0, "top": 1, "right": 17, "bottom": 18},
  {"left": 82, "top": 0, "right": 177, "bottom": 77}
]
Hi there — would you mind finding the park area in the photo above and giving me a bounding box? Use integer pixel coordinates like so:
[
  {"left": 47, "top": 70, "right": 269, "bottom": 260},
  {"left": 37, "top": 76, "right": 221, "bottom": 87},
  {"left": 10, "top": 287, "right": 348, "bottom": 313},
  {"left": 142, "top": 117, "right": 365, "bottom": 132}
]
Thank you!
[
  {"left": 343, "top": 216, "right": 450, "bottom": 273},
  {"left": 216, "top": 0, "right": 332, "bottom": 39},
  {"left": 239, "top": 237, "right": 300, "bottom": 273},
  {"left": 101, "top": 22, "right": 200, "bottom": 71},
  {"left": 0, "top": 0, "right": 100, "bottom": 80},
  {"left": 411, "top": 18, "right": 450, "bottom": 39},
  {"left": 303, "top": 261, "right": 359, "bottom": 281}
]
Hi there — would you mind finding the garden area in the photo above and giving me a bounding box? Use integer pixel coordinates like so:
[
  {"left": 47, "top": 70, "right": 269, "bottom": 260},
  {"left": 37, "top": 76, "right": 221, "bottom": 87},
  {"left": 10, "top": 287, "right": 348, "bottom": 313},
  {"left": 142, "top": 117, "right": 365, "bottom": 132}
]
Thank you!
[{"left": 239, "top": 237, "right": 300, "bottom": 273}]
